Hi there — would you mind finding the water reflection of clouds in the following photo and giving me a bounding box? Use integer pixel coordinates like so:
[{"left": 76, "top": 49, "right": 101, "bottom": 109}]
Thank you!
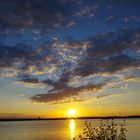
[{"left": 70, "top": 119, "right": 75, "bottom": 139}]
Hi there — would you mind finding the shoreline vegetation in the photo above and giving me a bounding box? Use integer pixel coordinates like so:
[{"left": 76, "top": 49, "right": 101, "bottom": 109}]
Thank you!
[
  {"left": 0, "top": 115, "right": 140, "bottom": 122},
  {"left": 74, "top": 120, "right": 127, "bottom": 140}
]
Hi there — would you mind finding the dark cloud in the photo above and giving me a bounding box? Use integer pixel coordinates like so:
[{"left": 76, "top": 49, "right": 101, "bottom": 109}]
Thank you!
[
  {"left": 0, "top": 27, "right": 140, "bottom": 103},
  {"left": 87, "top": 29, "right": 137, "bottom": 57},
  {"left": 0, "top": 0, "right": 139, "bottom": 34},
  {"left": 18, "top": 75, "right": 39, "bottom": 84},
  {"left": 0, "top": 41, "right": 57, "bottom": 74},
  {"left": 105, "top": 55, "right": 139, "bottom": 73},
  {"left": 75, "top": 54, "right": 139, "bottom": 77},
  {"left": 31, "top": 83, "right": 105, "bottom": 103},
  {"left": 42, "top": 71, "right": 71, "bottom": 91},
  {"left": 0, "top": 0, "right": 77, "bottom": 33},
  {"left": 0, "top": 0, "right": 140, "bottom": 107},
  {"left": 0, "top": 43, "right": 32, "bottom": 69},
  {"left": 75, "top": 28, "right": 140, "bottom": 76},
  {"left": 16, "top": 74, "right": 46, "bottom": 89}
]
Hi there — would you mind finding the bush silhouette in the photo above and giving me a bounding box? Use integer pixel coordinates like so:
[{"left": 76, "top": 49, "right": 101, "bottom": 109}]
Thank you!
[{"left": 74, "top": 120, "right": 127, "bottom": 140}]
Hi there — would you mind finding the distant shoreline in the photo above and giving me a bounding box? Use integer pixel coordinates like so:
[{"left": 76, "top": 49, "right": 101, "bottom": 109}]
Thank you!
[{"left": 0, "top": 116, "right": 140, "bottom": 122}]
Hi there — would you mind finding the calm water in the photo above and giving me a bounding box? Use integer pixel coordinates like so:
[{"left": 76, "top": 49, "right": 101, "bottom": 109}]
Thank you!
[{"left": 0, "top": 119, "right": 140, "bottom": 140}]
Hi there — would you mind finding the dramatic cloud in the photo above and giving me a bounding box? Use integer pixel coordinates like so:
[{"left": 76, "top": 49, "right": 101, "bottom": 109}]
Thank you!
[
  {"left": 1, "top": 0, "right": 139, "bottom": 34},
  {"left": 75, "top": 54, "right": 139, "bottom": 77},
  {"left": 0, "top": 41, "right": 58, "bottom": 76},
  {"left": 75, "top": 28, "right": 140, "bottom": 76},
  {"left": 1, "top": 27, "right": 140, "bottom": 103},
  {"left": 30, "top": 28, "right": 140, "bottom": 103},
  {"left": 0, "top": 43, "right": 33, "bottom": 74},
  {"left": 0, "top": 0, "right": 140, "bottom": 104},
  {"left": 0, "top": 0, "right": 79, "bottom": 34},
  {"left": 31, "top": 83, "right": 105, "bottom": 103}
]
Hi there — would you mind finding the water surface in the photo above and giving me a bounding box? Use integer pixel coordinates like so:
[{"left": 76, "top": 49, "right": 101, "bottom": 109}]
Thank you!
[{"left": 0, "top": 119, "right": 140, "bottom": 140}]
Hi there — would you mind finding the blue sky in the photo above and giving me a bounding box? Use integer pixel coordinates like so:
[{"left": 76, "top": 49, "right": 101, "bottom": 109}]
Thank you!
[{"left": 0, "top": 0, "right": 140, "bottom": 117}]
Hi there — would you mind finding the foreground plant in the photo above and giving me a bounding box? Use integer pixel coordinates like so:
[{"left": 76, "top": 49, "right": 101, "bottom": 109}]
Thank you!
[{"left": 74, "top": 120, "right": 127, "bottom": 140}]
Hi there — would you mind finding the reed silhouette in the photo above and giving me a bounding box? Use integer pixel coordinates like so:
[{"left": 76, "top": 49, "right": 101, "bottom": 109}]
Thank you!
[{"left": 74, "top": 120, "right": 127, "bottom": 140}]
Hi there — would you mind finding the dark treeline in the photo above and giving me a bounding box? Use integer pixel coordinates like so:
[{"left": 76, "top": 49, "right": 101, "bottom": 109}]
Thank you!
[{"left": 0, "top": 115, "right": 140, "bottom": 122}]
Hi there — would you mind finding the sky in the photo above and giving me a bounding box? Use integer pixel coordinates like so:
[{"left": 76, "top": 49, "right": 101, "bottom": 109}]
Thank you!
[{"left": 0, "top": 0, "right": 140, "bottom": 118}]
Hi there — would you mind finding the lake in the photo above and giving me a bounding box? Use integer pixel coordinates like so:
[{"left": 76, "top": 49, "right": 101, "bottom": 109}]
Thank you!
[{"left": 0, "top": 119, "right": 140, "bottom": 140}]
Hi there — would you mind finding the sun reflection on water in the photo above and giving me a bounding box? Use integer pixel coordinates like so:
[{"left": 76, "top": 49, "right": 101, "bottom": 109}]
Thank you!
[{"left": 69, "top": 119, "right": 75, "bottom": 139}]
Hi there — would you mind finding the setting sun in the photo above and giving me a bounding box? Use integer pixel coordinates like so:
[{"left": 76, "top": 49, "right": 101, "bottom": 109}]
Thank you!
[{"left": 67, "top": 109, "right": 76, "bottom": 117}]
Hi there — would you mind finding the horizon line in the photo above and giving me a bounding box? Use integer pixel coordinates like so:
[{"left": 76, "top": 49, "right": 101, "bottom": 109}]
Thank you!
[{"left": 0, "top": 115, "right": 140, "bottom": 121}]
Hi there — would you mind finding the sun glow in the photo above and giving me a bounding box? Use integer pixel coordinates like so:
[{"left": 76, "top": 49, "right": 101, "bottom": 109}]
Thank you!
[{"left": 68, "top": 109, "right": 76, "bottom": 117}]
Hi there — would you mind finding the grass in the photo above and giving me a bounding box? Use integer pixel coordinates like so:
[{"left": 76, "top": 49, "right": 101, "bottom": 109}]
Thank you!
[{"left": 74, "top": 119, "right": 127, "bottom": 140}]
